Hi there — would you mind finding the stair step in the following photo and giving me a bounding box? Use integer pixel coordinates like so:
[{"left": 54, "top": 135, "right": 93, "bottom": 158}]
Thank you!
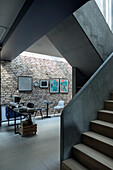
[
  {"left": 110, "top": 92, "right": 113, "bottom": 100},
  {"left": 62, "top": 158, "right": 88, "bottom": 170},
  {"left": 90, "top": 120, "right": 113, "bottom": 138},
  {"left": 82, "top": 131, "right": 113, "bottom": 158},
  {"left": 72, "top": 144, "right": 113, "bottom": 170},
  {"left": 104, "top": 100, "right": 113, "bottom": 111},
  {"left": 98, "top": 110, "right": 113, "bottom": 123}
]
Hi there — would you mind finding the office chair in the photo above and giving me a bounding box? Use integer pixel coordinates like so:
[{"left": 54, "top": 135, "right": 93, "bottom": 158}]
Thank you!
[
  {"left": 54, "top": 100, "right": 64, "bottom": 115},
  {"left": 27, "top": 102, "right": 34, "bottom": 108},
  {"left": 27, "top": 103, "right": 43, "bottom": 119}
]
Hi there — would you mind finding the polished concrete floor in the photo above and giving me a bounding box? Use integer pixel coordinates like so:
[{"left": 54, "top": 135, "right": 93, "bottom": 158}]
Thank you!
[{"left": 0, "top": 116, "right": 60, "bottom": 170}]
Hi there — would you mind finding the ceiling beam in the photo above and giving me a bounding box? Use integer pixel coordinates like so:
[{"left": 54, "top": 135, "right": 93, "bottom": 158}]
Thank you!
[{"left": 1, "top": 0, "right": 89, "bottom": 61}]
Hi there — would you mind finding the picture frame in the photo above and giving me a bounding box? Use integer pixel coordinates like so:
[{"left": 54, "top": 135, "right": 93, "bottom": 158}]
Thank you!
[
  {"left": 40, "top": 80, "right": 49, "bottom": 88},
  {"left": 18, "top": 76, "right": 32, "bottom": 92},
  {"left": 60, "top": 79, "right": 68, "bottom": 93},
  {"left": 50, "top": 79, "right": 59, "bottom": 93}
]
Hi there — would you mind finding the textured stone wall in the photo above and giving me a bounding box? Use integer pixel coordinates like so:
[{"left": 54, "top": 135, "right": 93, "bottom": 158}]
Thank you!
[{"left": 1, "top": 53, "right": 72, "bottom": 114}]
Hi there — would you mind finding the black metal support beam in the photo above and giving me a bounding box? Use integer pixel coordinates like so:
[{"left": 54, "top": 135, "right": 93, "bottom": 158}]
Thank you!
[{"left": 1, "top": 0, "right": 89, "bottom": 61}]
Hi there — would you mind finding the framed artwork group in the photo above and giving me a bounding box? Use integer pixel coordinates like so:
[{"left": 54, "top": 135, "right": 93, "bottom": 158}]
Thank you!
[
  {"left": 49, "top": 78, "right": 68, "bottom": 93},
  {"left": 18, "top": 76, "right": 68, "bottom": 93}
]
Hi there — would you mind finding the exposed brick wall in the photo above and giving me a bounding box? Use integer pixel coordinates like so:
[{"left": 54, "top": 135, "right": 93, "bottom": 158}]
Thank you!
[{"left": 1, "top": 53, "right": 72, "bottom": 114}]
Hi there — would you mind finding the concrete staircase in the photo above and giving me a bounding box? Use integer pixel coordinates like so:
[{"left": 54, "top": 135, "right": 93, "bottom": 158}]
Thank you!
[
  {"left": 62, "top": 92, "right": 113, "bottom": 170},
  {"left": 73, "top": 0, "right": 113, "bottom": 61}
]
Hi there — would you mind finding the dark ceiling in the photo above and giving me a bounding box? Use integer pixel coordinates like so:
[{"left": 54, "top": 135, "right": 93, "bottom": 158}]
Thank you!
[
  {"left": 0, "top": 0, "right": 89, "bottom": 61},
  {"left": 0, "top": 0, "right": 26, "bottom": 44}
]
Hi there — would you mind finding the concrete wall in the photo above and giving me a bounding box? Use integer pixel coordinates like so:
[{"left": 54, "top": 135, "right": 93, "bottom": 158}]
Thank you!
[
  {"left": 47, "top": 15, "right": 102, "bottom": 77},
  {"left": 95, "top": 0, "right": 113, "bottom": 32},
  {"left": 73, "top": 0, "right": 113, "bottom": 60},
  {"left": 61, "top": 53, "right": 113, "bottom": 161},
  {"left": 1, "top": 52, "right": 72, "bottom": 114}
]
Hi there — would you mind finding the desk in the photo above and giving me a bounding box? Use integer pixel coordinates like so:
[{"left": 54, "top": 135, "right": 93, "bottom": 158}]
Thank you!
[
  {"left": 41, "top": 101, "right": 52, "bottom": 118},
  {"left": 7, "top": 106, "right": 35, "bottom": 134}
]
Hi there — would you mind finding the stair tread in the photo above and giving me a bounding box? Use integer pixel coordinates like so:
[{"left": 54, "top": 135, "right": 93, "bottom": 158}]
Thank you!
[
  {"left": 91, "top": 120, "right": 113, "bottom": 128},
  {"left": 98, "top": 110, "right": 113, "bottom": 114},
  {"left": 83, "top": 131, "right": 113, "bottom": 146},
  {"left": 62, "top": 158, "right": 88, "bottom": 170},
  {"left": 73, "top": 144, "right": 113, "bottom": 169},
  {"left": 104, "top": 100, "right": 113, "bottom": 103}
]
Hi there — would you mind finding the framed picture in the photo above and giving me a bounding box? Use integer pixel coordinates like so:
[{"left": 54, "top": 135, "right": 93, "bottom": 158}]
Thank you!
[
  {"left": 50, "top": 79, "right": 59, "bottom": 93},
  {"left": 40, "top": 80, "right": 49, "bottom": 88},
  {"left": 60, "top": 79, "right": 68, "bottom": 93},
  {"left": 18, "top": 76, "right": 32, "bottom": 92}
]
